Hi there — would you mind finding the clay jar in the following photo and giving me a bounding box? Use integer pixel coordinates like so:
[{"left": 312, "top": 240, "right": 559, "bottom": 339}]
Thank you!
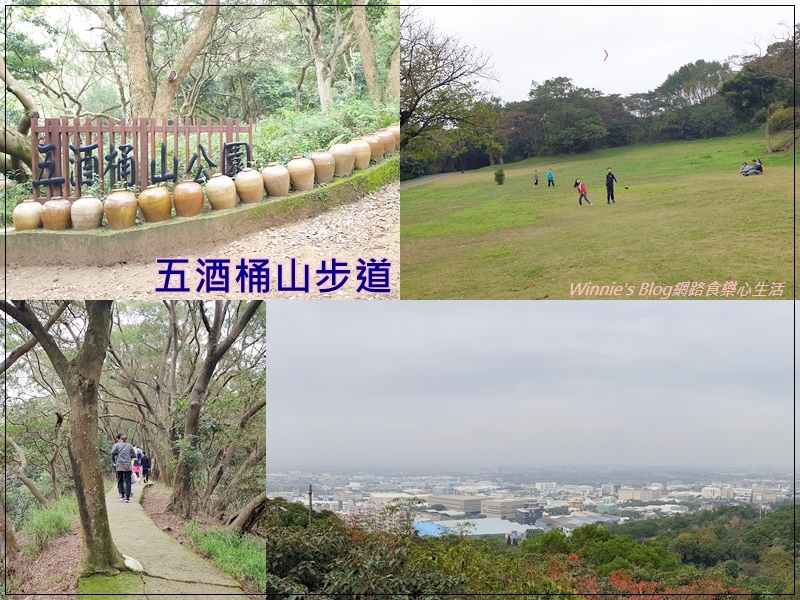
[
  {"left": 375, "top": 129, "right": 397, "bottom": 155},
  {"left": 205, "top": 173, "right": 237, "bottom": 209},
  {"left": 104, "top": 188, "right": 138, "bottom": 230},
  {"left": 329, "top": 143, "right": 355, "bottom": 178},
  {"left": 311, "top": 149, "right": 335, "bottom": 184},
  {"left": 41, "top": 197, "right": 72, "bottom": 230},
  {"left": 12, "top": 197, "right": 43, "bottom": 231},
  {"left": 235, "top": 167, "right": 264, "bottom": 203},
  {"left": 387, "top": 123, "right": 401, "bottom": 146},
  {"left": 361, "top": 134, "right": 383, "bottom": 163},
  {"left": 138, "top": 184, "right": 172, "bottom": 223},
  {"left": 348, "top": 138, "right": 372, "bottom": 170},
  {"left": 173, "top": 180, "right": 205, "bottom": 217},
  {"left": 71, "top": 196, "right": 104, "bottom": 230},
  {"left": 261, "top": 162, "right": 290, "bottom": 197},
  {"left": 286, "top": 156, "right": 315, "bottom": 191}
]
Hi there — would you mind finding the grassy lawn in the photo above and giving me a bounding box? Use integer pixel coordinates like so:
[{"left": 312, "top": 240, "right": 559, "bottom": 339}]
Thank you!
[{"left": 401, "top": 131, "right": 794, "bottom": 299}]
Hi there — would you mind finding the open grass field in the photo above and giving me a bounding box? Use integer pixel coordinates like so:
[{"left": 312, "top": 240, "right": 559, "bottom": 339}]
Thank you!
[{"left": 401, "top": 131, "right": 794, "bottom": 299}]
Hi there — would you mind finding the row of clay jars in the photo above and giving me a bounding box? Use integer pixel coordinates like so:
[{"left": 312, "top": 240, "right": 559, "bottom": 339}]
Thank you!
[{"left": 13, "top": 196, "right": 98, "bottom": 231}]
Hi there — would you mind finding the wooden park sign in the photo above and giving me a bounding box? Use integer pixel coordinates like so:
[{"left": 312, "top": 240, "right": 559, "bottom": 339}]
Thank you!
[{"left": 30, "top": 117, "right": 254, "bottom": 202}]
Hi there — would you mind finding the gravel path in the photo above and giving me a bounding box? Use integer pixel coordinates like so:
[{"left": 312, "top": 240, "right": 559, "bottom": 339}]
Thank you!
[{"left": 5, "top": 183, "right": 399, "bottom": 300}]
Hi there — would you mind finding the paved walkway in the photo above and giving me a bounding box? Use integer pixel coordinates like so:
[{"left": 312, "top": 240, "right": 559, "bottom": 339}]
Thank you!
[
  {"left": 78, "top": 481, "right": 247, "bottom": 598},
  {"left": 399, "top": 171, "right": 462, "bottom": 190}
]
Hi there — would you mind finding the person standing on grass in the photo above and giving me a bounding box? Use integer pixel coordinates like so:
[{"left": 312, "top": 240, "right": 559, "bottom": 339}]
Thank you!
[
  {"left": 605, "top": 167, "right": 618, "bottom": 204},
  {"left": 534, "top": 169, "right": 539, "bottom": 189},
  {"left": 111, "top": 434, "right": 134, "bottom": 502},
  {"left": 574, "top": 179, "right": 592, "bottom": 206},
  {"left": 141, "top": 451, "right": 151, "bottom": 483},
  {"left": 547, "top": 169, "right": 555, "bottom": 187}
]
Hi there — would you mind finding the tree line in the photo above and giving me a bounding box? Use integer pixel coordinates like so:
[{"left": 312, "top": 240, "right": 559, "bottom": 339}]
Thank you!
[{"left": 400, "top": 10, "right": 797, "bottom": 179}]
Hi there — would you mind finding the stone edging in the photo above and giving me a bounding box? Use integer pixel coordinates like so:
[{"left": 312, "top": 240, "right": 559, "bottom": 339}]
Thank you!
[{"left": 3, "top": 156, "right": 398, "bottom": 267}]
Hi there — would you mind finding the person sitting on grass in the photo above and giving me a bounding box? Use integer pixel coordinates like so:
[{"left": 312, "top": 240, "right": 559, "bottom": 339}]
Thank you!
[
  {"left": 573, "top": 179, "right": 592, "bottom": 207},
  {"left": 742, "top": 159, "right": 763, "bottom": 176},
  {"left": 740, "top": 162, "right": 750, "bottom": 174}
]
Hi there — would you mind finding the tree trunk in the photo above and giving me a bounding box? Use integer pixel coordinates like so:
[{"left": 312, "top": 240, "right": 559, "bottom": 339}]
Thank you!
[
  {"left": 295, "top": 59, "right": 314, "bottom": 113},
  {"left": 0, "top": 301, "right": 127, "bottom": 577},
  {"left": 385, "top": 42, "right": 400, "bottom": 100},
  {"left": 167, "top": 301, "right": 263, "bottom": 520},
  {"left": 204, "top": 400, "right": 265, "bottom": 504},
  {"left": 226, "top": 492, "right": 266, "bottom": 534},
  {"left": 115, "top": 0, "right": 219, "bottom": 119},
  {"left": 765, "top": 118, "right": 773, "bottom": 153},
  {"left": 315, "top": 61, "right": 335, "bottom": 113},
  {"left": 1, "top": 499, "right": 19, "bottom": 561},
  {"left": 149, "top": 0, "right": 220, "bottom": 120},
  {"left": 48, "top": 412, "right": 65, "bottom": 501},
  {"left": 119, "top": 1, "right": 155, "bottom": 117},
  {"left": 0, "top": 54, "right": 36, "bottom": 173},
  {"left": 352, "top": 1, "right": 380, "bottom": 104},
  {"left": 68, "top": 302, "right": 127, "bottom": 576},
  {"left": 212, "top": 439, "right": 265, "bottom": 517},
  {"left": 3, "top": 434, "right": 51, "bottom": 507}
]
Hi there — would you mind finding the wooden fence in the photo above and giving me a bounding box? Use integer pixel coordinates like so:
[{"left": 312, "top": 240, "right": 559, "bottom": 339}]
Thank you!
[{"left": 30, "top": 117, "right": 254, "bottom": 202}]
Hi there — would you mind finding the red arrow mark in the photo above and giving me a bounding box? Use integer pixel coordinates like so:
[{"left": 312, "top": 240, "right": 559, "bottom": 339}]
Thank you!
[{"left": 604, "top": 50, "right": 608, "bottom": 61}]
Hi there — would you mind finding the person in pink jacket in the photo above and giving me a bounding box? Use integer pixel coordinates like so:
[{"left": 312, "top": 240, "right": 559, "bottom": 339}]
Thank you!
[{"left": 573, "top": 179, "right": 592, "bottom": 207}]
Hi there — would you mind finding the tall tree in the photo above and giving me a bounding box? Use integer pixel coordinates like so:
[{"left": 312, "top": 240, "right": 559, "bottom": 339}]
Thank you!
[
  {"left": 289, "top": 2, "right": 355, "bottom": 112},
  {"left": 352, "top": 0, "right": 380, "bottom": 104},
  {"left": 400, "top": 7, "right": 494, "bottom": 149},
  {"left": 166, "top": 300, "right": 263, "bottom": 520},
  {"left": 75, "top": 0, "right": 220, "bottom": 119},
  {"left": 1, "top": 301, "right": 127, "bottom": 576}
]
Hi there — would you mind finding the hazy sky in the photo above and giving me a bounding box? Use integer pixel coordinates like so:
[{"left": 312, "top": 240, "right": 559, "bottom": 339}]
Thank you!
[
  {"left": 267, "top": 302, "right": 792, "bottom": 471},
  {"left": 410, "top": 4, "right": 794, "bottom": 101}
]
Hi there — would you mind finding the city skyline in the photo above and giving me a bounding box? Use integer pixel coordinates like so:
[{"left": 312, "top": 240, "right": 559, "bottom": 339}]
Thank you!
[{"left": 266, "top": 302, "right": 792, "bottom": 471}]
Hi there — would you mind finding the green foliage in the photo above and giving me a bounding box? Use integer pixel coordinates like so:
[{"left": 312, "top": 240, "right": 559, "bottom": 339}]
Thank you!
[
  {"left": 264, "top": 520, "right": 461, "bottom": 597},
  {"left": 20, "top": 496, "right": 78, "bottom": 554},
  {"left": 251, "top": 100, "right": 397, "bottom": 167},
  {"left": 520, "top": 528, "right": 572, "bottom": 555},
  {"left": 186, "top": 522, "right": 267, "bottom": 593},
  {"left": 493, "top": 167, "right": 505, "bottom": 185}
]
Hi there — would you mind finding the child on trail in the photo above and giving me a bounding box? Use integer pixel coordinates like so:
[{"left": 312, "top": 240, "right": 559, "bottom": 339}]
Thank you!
[
  {"left": 574, "top": 179, "right": 592, "bottom": 206},
  {"left": 132, "top": 458, "right": 141, "bottom": 484},
  {"left": 547, "top": 169, "right": 555, "bottom": 187},
  {"left": 534, "top": 170, "right": 539, "bottom": 188},
  {"left": 605, "top": 167, "right": 618, "bottom": 204}
]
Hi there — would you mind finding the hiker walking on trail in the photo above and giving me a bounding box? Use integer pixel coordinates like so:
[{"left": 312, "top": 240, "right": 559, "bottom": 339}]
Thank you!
[
  {"left": 547, "top": 169, "right": 555, "bottom": 187},
  {"left": 605, "top": 167, "right": 618, "bottom": 204},
  {"left": 141, "top": 451, "right": 151, "bottom": 483},
  {"left": 111, "top": 434, "right": 134, "bottom": 502},
  {"left": 574, "top": 179, "right": 593, "bottom": 207},
  {"left": 533, "top": 170, "right": 539, "bottom": 189},
  {"left": 132, "top": 458, "right": 141, "bottom": 484}
]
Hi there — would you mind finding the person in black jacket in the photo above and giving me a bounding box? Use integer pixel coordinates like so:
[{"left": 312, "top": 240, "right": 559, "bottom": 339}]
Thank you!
[
  {"left": 141, "top": 451, "right": 151, "bottom": 483},
  {"left": 605, "top": 168, "right": 618, "bottom": 204}
]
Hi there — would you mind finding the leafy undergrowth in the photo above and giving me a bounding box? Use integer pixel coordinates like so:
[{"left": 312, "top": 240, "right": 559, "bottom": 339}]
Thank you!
[
  {"left": 21, "top": 496, "right": 79, "bottom": 554},
  {"left": 186, "top": 522, "right": 267, "bottom": 594}
]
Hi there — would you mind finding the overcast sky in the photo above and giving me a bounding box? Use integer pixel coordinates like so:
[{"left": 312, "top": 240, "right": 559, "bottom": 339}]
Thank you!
[
  {"left": 410, "top": 4, "right": 794, "bottom": 101},
  {"left": 266, "top": 302, "right": 793, "bottom": 472}
]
